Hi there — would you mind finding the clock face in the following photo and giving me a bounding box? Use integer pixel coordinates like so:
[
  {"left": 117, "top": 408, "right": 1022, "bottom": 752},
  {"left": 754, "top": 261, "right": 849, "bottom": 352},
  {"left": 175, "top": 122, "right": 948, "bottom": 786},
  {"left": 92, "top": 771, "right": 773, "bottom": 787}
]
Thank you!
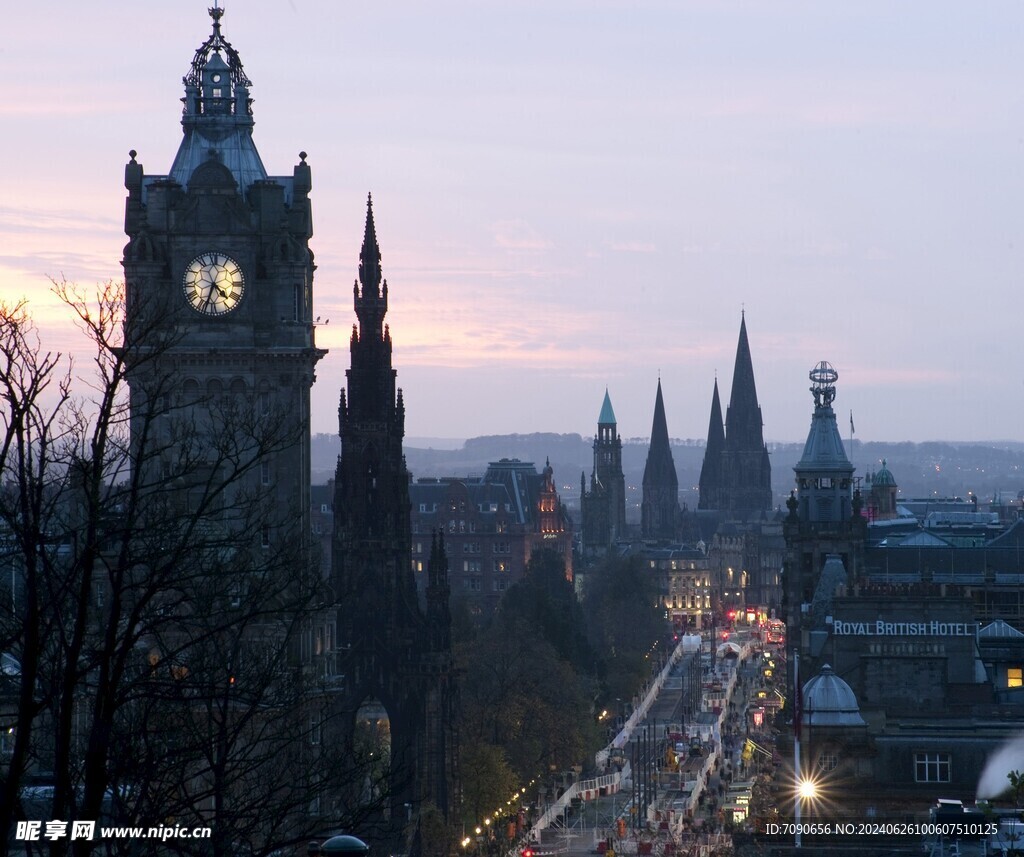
[{"left": 182, "top": 252, "right": 245, "bottom": 316}]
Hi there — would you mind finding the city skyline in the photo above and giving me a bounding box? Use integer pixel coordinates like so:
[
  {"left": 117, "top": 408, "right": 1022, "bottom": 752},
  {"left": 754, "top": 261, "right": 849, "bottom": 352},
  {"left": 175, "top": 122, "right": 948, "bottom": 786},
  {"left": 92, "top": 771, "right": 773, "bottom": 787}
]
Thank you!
[{"left": 2, "top": 1, "right": 1022, "bottom": 443}]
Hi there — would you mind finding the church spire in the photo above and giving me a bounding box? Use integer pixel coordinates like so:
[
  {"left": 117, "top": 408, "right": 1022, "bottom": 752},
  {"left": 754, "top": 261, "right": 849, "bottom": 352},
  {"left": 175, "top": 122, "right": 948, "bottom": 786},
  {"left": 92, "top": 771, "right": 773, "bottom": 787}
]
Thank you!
[
  {"left": 725, "top": 314, "right": 764, "bottom": 450},
  {"left": 718, "top": 314, "right": 773, "bottom": 513},
  {"left": 698, "top": 378, "right": 725, "bottom": 511},
  {"left": 642, "top": 378, "right": 680, "bottom": 539}
]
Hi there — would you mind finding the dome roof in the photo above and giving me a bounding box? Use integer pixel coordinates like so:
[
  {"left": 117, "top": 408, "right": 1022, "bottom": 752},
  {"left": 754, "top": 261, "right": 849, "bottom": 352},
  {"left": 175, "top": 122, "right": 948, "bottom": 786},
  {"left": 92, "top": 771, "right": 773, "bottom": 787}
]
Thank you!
[
  {"left": 873, "top": 459, "right": 896, "bottom": 487},
  {"left": 802, "top": 664, "right": 865, "bottom": 727}
]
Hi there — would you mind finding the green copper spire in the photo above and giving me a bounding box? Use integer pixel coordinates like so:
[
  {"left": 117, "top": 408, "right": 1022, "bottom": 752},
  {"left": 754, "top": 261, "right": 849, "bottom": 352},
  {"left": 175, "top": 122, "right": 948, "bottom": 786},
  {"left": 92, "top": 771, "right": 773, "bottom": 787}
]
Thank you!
[{"left": 598, "top": 388, "right": 617, "bottom": 426}]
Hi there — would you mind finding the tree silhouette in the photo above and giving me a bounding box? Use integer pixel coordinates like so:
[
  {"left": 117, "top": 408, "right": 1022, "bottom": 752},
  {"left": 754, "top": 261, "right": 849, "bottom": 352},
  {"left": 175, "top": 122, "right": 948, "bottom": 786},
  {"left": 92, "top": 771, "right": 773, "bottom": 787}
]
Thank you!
[{"left": 0, "top": 285, "right": 374, "bottom": 856}]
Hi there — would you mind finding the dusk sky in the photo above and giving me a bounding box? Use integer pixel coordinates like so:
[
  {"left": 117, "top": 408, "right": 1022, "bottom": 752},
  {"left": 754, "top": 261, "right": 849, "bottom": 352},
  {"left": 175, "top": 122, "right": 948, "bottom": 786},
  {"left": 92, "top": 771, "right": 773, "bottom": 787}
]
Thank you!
[{"left": 3, "top": 2, "right": 1022, "bottom": 444}]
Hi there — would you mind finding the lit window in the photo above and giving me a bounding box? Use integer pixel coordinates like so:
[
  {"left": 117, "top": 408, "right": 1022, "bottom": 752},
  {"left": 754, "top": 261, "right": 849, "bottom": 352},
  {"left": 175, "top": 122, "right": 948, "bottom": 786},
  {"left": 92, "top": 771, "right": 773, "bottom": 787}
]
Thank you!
[
  {"left": 1009, "top": 667, "right": 1023, "bottom": 688},
  {"left": 914, "top": 752, "right": 950, "bottom": 783}
]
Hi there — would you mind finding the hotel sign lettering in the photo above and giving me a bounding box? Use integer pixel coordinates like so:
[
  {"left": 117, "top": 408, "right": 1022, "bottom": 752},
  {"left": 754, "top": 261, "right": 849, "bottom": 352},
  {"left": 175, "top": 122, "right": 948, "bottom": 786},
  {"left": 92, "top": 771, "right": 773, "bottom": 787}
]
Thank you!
[{"left": 832, "top": 620, "right": 976, "bottom": 637}]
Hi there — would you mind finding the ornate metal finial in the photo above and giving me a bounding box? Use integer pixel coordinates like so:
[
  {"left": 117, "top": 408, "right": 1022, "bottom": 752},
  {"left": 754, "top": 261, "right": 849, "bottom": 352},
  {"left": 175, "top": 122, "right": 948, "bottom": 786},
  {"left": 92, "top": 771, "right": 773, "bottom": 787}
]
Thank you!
[
  {"left": 129, "top": 149, "right": 137, "bottom": 162},
  {"left": 185, "top": 4, "right": 252, "bottom": 90},
  {"left": 299, "top": 151, "right": 308, "bottom": 163},
  {"left": 809, "top": 361, "right": 838, "bottom": 409}
]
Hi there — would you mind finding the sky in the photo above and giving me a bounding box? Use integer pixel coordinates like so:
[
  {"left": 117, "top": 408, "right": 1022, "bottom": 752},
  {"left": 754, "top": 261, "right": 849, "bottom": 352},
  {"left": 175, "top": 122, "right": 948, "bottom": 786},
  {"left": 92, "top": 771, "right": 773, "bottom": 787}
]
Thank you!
[{"left": 2, "top": 2, "right": 1023, "bottom": 444}]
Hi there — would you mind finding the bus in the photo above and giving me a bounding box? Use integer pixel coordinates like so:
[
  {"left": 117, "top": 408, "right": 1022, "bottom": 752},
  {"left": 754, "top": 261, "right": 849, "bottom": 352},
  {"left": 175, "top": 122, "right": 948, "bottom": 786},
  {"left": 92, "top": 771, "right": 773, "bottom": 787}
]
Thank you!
[{"left": 765, "top": 620, "right": 785, "bottom": 644}]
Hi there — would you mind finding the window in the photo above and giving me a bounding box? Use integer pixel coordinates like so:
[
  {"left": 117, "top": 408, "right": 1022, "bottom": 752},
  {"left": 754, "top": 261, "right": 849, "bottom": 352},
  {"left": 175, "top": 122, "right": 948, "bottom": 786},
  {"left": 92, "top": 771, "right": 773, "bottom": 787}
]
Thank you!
[
  {"left": 817, "top": 752, "right": 837, "bottom": 773},
  {"left": 419, "top": 504, "right": 428, "bottom": 513},
  {"left": 1009, "top": 667, "right": 1023, "bottom": 688},
  {"left": 259, "top": 391, "right": 271, "bottom": 414},
  {"left": 463, "top": 560, "right": 481, "bottom": 573},
  {"left": 294, "top": 284, "right": 302, "bottom": 321},
  {"left": 261, "top": 461, "right": 271, "bottom": 485},
  {"left": 494, "top": 560, "right": 508, "bottom": 574},
  {"left": 310, "top": 717, "right": 321, "bottom": 746},
  {"left": 261, "top": 525, "right": 271, "bottom": 548},
  {"left": 494, "top": 541, "right": 510, "bottom": 554},
  {"left": 914, "top": 753, "right": 950, "bottom": 783},
  {"left": 493, "top": 579, "right": 508, "bottom": 592}
]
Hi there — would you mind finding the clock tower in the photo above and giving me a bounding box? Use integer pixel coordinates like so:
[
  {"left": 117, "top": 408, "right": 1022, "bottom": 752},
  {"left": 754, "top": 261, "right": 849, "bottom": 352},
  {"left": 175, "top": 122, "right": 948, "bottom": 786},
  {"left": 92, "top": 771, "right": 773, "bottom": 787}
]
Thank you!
[{"left": 122, "top": 7, "right": 325, "bottom": 547}]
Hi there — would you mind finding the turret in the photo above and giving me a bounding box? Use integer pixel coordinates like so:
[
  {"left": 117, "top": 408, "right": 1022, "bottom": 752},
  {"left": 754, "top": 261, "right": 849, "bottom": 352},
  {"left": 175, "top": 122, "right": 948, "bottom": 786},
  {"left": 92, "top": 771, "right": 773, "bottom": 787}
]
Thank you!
[{"left": 793, "top": 362, "right": 854, "bottom": 524}]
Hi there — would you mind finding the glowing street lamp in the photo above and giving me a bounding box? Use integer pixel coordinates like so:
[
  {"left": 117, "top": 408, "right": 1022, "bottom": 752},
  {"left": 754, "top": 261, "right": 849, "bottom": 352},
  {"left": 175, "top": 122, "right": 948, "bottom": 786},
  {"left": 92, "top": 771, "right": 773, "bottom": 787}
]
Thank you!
[{"left": 795, "top": 777, "right": 818, "bottom": 848}]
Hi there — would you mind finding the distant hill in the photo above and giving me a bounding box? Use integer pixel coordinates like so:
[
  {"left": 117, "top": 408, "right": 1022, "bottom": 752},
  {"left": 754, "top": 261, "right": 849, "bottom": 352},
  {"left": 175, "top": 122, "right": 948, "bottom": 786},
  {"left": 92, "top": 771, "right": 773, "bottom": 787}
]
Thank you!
[{"left": 312, "top": 433, "right": 1024, "bottom": 521}]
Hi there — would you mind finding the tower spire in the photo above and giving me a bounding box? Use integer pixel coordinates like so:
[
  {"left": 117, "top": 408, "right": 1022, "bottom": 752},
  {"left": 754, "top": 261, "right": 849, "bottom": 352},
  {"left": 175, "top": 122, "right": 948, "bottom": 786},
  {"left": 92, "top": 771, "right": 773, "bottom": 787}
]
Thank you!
[
  {"left": 171, "top": 6, "right": 266, "bottom": 192},
  {"left": 718, "top": 314, "right": 772, "bottom": 512},
  {"left": 642, "top": 378, "right": 680, "bottom": 539},
  {"left": 698, "top": 378, "right": 725, "bottom": 510}
]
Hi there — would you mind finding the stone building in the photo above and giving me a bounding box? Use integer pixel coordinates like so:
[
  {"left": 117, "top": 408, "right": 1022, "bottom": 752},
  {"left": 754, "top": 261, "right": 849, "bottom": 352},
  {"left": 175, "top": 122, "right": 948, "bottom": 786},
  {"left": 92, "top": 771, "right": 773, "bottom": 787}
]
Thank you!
[{"left": 408, "top": 458, "right": 573, "bottom": 618}]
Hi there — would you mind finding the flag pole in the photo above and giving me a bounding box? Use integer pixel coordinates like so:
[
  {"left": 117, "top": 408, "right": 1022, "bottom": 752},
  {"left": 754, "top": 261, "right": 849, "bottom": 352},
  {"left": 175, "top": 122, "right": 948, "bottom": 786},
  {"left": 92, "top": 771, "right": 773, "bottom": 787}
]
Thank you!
[
  {"left": 794, "top": 648, "right": 802, "bottom": 849},
  {"left": 849, "top": 410, "right": 855, "bottom": 466}
]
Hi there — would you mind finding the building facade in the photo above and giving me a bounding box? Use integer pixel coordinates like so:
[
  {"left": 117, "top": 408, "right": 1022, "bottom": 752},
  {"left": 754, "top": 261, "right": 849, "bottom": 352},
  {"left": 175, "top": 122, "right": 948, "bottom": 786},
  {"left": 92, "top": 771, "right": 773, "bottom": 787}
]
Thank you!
[
  {"left": 123, "top": 10, "right": 324, "bottom": 555},
  {"left": 409, "top": 459, "right": 573, "bottom": 617}
]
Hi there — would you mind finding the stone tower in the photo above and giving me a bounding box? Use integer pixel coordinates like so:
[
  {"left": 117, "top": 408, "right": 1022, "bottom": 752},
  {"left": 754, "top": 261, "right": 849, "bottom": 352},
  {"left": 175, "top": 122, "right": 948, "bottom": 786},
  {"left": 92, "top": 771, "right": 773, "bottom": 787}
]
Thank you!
[
  {"left": 332, "top": 198, "right": 457, "bottom": 841},
  {"left": 581, "top": 390, "right": 627, "bottom": 557},
  {"left": 122, "top": 7, "right": 324, "bottom": 554},
  {"left": 783, "top": 362, "right": 866, "bottom": 658},
  {"left": 641, "top": 379, "right": 680, "bottom": 539}
]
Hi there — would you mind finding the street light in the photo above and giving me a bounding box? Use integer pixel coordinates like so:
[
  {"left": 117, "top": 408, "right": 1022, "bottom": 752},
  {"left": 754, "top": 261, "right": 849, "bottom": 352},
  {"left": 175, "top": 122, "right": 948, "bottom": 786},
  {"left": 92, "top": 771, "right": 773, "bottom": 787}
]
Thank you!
[{"left": 795, "top": 777, "right": 817, "bottom": 848}]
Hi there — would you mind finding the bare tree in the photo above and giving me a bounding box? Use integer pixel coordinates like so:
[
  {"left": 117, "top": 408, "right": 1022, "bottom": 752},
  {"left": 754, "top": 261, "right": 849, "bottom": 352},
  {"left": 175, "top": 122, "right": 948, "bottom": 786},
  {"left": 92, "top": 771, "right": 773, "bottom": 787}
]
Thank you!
[{"left": 0, "top": 284, "right": 380, "bottom": 856}]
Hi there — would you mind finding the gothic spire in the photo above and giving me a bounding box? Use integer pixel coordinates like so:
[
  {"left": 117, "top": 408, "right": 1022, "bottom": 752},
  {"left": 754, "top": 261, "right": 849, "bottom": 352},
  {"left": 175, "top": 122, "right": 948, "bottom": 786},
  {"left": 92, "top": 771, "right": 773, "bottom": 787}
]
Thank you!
[
  {"left": 718, "top": 314, "right": 773, "bottom": 512},
  {"left": 725, "top": 314, "right": 764, "bottom": 450},
  {"left": 642, "top": 379, "right": 680, "bottom": 538},
  {"left": 698, "top": 378, "right": 725, "bottom": 510},
  {"left": 359, "top": 193, "right": 383, "bottom": 297},
  {"left": 648, "top": 379, "right": 671, "bottom": 455},
  {"left": 354, "top": 193, "right": 388, "bottom": 342}
]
